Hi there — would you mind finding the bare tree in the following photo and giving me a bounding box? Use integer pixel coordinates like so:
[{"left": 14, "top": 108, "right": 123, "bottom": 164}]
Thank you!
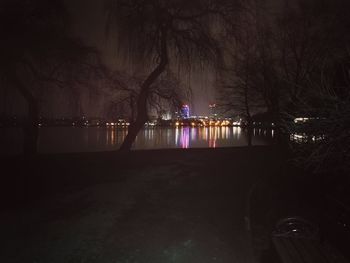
[
  {"left": 148, "top": 70, "right": 188, "bottom": 118},
  {"left": 281, "top": 0, "right": 350, "bottom": 174},
  {"left": 0, "top": 0, "right": 95, "bottom": 155},
  {"left": 217, "top": 0, "right": 274, "bottom": 145},
  {"left": 106, "top": 0, "right": 235, "bottom": 151}
]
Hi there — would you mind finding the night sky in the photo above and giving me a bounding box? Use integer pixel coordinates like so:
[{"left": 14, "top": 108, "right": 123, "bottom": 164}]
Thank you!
[{"left": 65, "top": 0, "right": 216, "bottom": 116}]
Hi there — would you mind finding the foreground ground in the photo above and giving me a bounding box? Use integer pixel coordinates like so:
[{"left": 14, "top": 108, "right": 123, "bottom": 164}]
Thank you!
[{"left": 1, "top": 147, "right": 312, "bottom": 263}]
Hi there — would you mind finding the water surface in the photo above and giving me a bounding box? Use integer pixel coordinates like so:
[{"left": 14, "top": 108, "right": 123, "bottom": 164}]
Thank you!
[{"left": 1, "top": 126, "right": 274, "bottom": 154}]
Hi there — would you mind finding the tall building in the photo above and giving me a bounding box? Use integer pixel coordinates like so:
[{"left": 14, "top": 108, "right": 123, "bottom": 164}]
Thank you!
[
  {"left": 209, "top": 103, "right": 217, "bottom": 118},
  {"left": 180, "top": 104, "right": 190, "bottom": 119}
]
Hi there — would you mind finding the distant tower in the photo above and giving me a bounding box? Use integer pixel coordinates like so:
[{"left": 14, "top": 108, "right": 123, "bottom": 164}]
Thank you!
[
  {"left": 209, "top": 103, "right": 217, "bottom": 118},
  {"left": 180, "top": 104, "right": 190, "bottom": 119}
]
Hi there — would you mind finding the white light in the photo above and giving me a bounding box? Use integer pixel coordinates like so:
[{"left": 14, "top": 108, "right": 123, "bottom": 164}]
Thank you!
[{"left": 294, "top": 117, "right": 310, "bottom": 123}]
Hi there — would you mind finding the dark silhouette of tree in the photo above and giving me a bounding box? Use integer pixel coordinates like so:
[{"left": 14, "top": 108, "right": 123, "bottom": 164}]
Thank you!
[
  {"left": 217, "top": 1, "right": 265, "bottom": 146},
  {"left": 0, "top": 0, "right": 94, "bottom": 155},
  {"left": 227, "top": 0, "right": 350, "bottom": 170},
  {"left": 220, "top": 0, "right": 285, "bottom": 122},
  {"left": 148, "top": 71, "right": 188, "bottom": 119},
  {"left": 106, "top": 0, "right": 234, "bottom": 151},
  {"left": 219, "top": 0, "right": 350, "bottom": 155},
  {"left": 104, "top": 70, "right": 187, "bottom": 123},
  {"left": 280, "top": 0, "right": 350, "bottom": 174}
]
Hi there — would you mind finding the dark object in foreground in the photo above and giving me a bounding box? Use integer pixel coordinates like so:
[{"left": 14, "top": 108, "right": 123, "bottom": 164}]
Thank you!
[
  {"left": 323, "top": 194, "right": 350, "bottom": 261},
  {"left": 272, "top": 217, "right": 349, "bottom": 263}
]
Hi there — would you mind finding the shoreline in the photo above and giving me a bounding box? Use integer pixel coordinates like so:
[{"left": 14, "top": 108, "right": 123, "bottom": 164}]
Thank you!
[{"left": 1, "top": 144, "right": 280, "bottom": 158}]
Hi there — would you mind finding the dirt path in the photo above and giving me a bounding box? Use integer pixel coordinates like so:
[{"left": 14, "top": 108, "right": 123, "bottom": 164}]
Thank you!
[{"left": 1, "top": 147, "right": 284, "bottom": 263}]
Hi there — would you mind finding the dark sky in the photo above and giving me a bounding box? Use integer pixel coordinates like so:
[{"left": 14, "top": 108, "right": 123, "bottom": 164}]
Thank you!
[
  {"left": 64, "top": 0, "right": 215, "bottom": 116},
  {"left": 64, "top": 0, "right": 284, "bottom": 116}
]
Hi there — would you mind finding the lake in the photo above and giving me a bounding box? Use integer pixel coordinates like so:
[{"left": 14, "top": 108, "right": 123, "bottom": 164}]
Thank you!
[{"left": 1, "top": 126, "right": 275, "bottom": 154}]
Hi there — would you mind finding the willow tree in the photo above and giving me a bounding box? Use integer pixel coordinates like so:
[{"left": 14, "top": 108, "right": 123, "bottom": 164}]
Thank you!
[
  {"left": 107, "top": 0, "right": 236, "bottom": 151},
  {"left": 0, "top": 0, "right": 94, "bottom": 155}
]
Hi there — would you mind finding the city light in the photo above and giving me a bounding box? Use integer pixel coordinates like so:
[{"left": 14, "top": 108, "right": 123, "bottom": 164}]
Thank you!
[{"left": 294, "top": 117, "right": 310, "bottom": 123}]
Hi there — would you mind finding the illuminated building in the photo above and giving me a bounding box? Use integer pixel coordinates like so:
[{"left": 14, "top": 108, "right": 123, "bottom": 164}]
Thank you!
[
  {"left": 209, "top": 103, "right": 217, "bottom": 118},
  {"left": 180, "top": 104, "right": 190, "bottom": 119}
]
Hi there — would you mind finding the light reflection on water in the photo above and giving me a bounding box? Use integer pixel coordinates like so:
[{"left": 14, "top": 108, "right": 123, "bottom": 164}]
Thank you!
[
  {"left": 1, "top": 126, "right": 275, "bottom": 154},
  {"left": 133, "top": 126, "right": 273, "bottom": 150}
]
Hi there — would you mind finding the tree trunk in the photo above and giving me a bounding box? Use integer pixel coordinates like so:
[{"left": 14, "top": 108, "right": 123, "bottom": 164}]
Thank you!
[
  {"left": 246, "top": 118, "right": 253, "bottom": 147},
  {"left": 119, "top": 26, "right": 169, "bottom": 151},
  {"left": 130, "top": 95, "right": 135, "bottom": 123},
  {"left": 23, "top": 100, "right": 39, "bottom": 155},
  {"left": 272, "top": 109, "right": 291, "bottom": 151},
  {"left": 244, "top": 68, "right": 253, "bottom": 147},
  {"left": 119, "top": 96, "right": 148, "bottom": 151},
  {"left": 8, "top": 69, "right": 39, "bottom": 156}
]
